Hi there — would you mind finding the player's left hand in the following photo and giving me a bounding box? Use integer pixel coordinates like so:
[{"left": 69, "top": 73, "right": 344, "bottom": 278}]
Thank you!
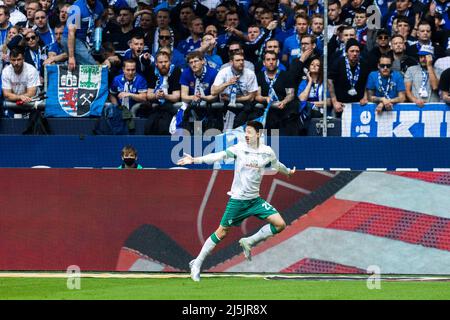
[
  {"left": 177, "top": 153, "right": 194, "bottom": 166},
  {"left": 288, "top": 166, "right": 296, "bottom": 177}
]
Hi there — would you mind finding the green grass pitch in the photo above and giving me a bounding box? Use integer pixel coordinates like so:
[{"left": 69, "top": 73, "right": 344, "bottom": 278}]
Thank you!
[{"left": 1, "top": 273, "right": 450, "bottom": 300}]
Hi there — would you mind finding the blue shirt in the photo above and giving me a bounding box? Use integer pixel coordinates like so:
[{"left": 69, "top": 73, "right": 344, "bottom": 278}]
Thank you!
[
  {"left": 179, "top": 64, "right": 218, "bottom": 96},
  {"left": 297, "top": 80, "right": 330, "bottom": 100},
  {"left": 366, "top": 70, "right": 405, "bottom": 99},
  {"left": 63, "top": 0, "right": 104, "bottom": 41},
  {"left": 48, "top": 42, "right": 63, "bottom": 55},
  {"left": 216, "top": 33, "right": 231, "bottom": 50},
  {"left": 205, "top": 53, "right": 223, "bottom": 71},
  {"left": 282, "top": 34, "right": 302, "bottom": 65},
  {"left": 176, "top": 36, "right": 201, "bottom": 56},
  {"left": 37, "top": 29, "right": 56, "bottom": 47},
  {"left": 110, "top": 74, "right": 148, "bottom": 107},
  {"left": 0, "top": 22, "right": 11, "bottom": 48}
]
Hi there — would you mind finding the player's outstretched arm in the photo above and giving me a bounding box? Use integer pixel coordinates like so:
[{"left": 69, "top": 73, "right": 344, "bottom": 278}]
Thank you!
[
  {"left": 177, "top": 153, "right": 195, "bottom": 166},
  {"left": 271, "top": 158, "right": 296, "bottom": 177},
  {"left": 288, "top": 166, "right": 296, "bottom": 177},
  {"left": 177, "top": 152, "right": 228, "bottom": 166}
]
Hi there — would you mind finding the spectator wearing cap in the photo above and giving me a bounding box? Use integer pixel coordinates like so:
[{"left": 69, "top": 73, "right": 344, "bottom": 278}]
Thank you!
[
  {"left": 328, "top": 25, "right": 361, "bottom": 67},
  {"left": 390, "top": 34, "right": 419, "bottom": 75},
  {"left": 406, "top": 20, "right": 445, "bottom": 62},
  {"left": 405, "top": 45, "right": 440, "bottom": 106},
  {"left": 328, "top": 38, "right": 369, "bottom": 117},
  {"left": 366, "top": 53, "right": 406, "bottom": 114},
  {"left": 367, "top": 29, "right": 392, "bottom": 72}
]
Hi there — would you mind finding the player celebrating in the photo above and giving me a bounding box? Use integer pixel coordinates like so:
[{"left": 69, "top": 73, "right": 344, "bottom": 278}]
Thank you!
[{"left": 177, "top": 120, "right": 296, "bottom": 281}]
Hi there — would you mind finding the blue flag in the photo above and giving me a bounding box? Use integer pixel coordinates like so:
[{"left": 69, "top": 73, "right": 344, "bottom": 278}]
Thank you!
[{"left": 45, "top": 65, "right": 108, "bottom": 117}]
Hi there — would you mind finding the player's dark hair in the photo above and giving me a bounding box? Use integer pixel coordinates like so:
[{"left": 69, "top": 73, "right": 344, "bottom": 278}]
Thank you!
[{"left": 247, "top": 120, "right": 263, "bottom": 133}]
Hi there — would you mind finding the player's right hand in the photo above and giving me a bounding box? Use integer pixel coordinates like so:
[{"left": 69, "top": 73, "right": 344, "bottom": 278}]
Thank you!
[{"left": 177, "top": 153, "right": 194, "bottom": 166}]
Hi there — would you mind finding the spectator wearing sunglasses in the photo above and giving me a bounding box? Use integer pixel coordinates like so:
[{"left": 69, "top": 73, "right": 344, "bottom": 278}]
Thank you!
[
  {"left": 366, "top": 54, "right": 406, "bottom": 114},
  {"left": 8, "top": 29, "right": 47, "bottom": 75},
  {"left": 153, "top": 28, "right": 185, "bottom": 68}
]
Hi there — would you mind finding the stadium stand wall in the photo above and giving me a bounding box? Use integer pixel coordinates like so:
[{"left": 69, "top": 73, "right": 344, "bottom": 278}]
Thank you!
[
  {"left": 1, "top": 136, "right": 450, "bottom": 170},
  {"left": 1, "top": 169, "right": 449, "bottom": 274},
  {"left": 0, "top": 168, "right": 332, "bottom": 272}
]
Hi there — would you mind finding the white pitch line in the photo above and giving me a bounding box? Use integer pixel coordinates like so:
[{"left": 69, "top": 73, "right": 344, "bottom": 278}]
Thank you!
[{"left": 0, "top": 272, "right": 271, "bottom": 279}]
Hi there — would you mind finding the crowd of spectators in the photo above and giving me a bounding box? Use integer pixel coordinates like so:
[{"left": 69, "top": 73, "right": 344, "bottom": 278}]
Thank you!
[{"left": 1, "top": 0, "right": 450, "bottom": 135}]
